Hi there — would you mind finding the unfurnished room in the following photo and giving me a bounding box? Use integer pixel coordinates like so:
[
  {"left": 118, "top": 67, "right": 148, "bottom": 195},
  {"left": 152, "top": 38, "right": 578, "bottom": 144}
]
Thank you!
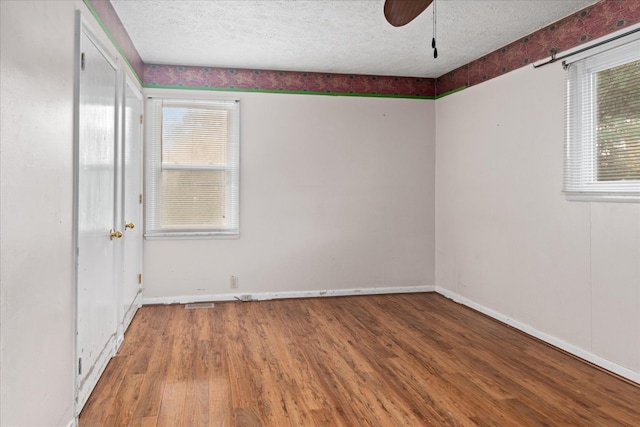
[{"left": 0, "top": 0, "right": 639, "bottom": 426}]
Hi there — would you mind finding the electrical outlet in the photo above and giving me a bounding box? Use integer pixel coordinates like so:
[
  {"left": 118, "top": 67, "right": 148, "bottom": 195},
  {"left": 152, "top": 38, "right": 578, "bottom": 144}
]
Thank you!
[{"left": 230, "top": 275, "right": 238, "bottom": 289}]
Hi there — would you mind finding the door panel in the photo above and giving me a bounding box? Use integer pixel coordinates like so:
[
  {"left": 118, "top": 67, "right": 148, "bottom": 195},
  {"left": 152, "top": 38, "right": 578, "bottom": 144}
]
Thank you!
[
  {"left": 122, "top": 78, "right": 143, "bottom": 330},
  {"left": 76, "top": 26, "right": 119, "bottom": 410}
]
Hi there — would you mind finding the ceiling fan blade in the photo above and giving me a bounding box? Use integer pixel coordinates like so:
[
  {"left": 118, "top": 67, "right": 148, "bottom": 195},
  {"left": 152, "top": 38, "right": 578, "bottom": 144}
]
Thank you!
[{"left": 384, "top": 0, "right": 433, "bottom": 27}]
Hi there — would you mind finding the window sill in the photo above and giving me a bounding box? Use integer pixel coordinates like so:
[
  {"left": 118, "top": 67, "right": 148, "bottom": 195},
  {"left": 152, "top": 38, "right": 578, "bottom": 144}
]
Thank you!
[
  {"left": 564, "top": 192, "right": 640, "bottom": 203},
  {"left": 144, "top": 231, "right": 239, "bottom": 240}
]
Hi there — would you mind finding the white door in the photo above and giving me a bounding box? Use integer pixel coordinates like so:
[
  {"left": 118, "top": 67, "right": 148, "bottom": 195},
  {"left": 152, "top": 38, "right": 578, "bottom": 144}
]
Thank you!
[
  {"left": 121, "top": 77, "right": 143, "bottom": 331},
  {"left": 75, "top": 22, "right": 120, "bottom": 410}
]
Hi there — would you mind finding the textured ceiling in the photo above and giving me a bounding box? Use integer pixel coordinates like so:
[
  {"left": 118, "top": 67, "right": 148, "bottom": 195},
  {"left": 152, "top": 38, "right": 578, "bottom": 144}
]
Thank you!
[{"left": 111, "top": 0, "right": 598, "bottom": 78}]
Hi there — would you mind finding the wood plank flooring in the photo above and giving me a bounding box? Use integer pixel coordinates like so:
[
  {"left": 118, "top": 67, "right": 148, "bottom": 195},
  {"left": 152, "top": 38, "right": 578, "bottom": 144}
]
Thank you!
[{"left": 79, "top": 293, "right": 640, "bottom": 426}]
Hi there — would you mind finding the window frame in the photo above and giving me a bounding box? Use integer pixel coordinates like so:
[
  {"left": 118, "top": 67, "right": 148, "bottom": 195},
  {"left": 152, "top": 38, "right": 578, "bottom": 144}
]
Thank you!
[
  {"left": 145, "top": 96, "right": 240, "bottom": 239},
  {"left": 564, "top": 34, "right": 640, "bottom": 203}
]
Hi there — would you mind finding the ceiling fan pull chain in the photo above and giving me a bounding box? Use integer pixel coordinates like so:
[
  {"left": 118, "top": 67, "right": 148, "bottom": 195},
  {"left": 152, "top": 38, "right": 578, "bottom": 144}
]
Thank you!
[{"left": 432, "top": 0, "right": 438, "bottom": 58}]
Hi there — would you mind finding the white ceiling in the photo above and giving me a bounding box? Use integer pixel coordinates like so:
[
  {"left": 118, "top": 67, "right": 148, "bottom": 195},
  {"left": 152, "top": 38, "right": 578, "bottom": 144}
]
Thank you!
[{"left": 111, "top": 0, "right": 598, "bottom": 78}]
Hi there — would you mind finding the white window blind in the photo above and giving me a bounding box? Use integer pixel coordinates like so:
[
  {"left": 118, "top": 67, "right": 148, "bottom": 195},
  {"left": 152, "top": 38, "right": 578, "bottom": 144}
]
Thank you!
[
  {"left": 146, "top": 98, "right": 240, "bottom": 237},
  {"left": 564, "top": 36, "right": 640, "bottom": 201}
]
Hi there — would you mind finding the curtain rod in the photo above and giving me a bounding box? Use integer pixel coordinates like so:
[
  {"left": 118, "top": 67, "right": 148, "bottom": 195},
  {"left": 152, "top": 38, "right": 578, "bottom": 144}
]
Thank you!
[{"left": 533, "top": 26, "right": 640, "bottom": 69}]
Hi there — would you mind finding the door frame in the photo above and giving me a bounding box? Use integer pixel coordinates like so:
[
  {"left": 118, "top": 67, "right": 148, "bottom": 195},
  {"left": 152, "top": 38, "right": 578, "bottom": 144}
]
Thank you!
[
  {"left": 72, "top": 11, "right": 121, "bottom": 416},
  {"left": 73, "top": 10, "right": 145, "bottom": 419}
]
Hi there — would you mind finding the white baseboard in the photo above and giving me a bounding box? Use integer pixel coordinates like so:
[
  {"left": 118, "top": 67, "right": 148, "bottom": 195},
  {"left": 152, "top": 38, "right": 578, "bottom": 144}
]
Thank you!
[
  {"left": 436, "top": 287, "right": 640, "bottom": 385},
  {"left": 141, "top": 285, "right": 435, "bottom": 305}
]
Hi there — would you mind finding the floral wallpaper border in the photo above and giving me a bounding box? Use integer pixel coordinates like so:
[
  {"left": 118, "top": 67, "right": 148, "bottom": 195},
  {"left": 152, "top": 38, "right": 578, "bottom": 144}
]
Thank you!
[
  {"left": 85, "top": 0, "right": 144, "bottom": 80},
  {"left": 88, "top": 0, "right": 638, "bottom": 99},
  {"left": 437, "top": 0, "right": 640, "bottom": 95},
  {"left": 143, "top": 65, "right": 436, "bottom": 99}
]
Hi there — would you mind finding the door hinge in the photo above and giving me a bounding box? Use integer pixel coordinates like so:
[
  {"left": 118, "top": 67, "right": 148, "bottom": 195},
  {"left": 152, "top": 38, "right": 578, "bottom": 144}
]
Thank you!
[
  {"left": 80, "top": 52, "right": 85, "bottom": 70},
  {"left": 139, "top": 113, "right": 143, "bottom": 124},
  {"left": 138, "top": 274, "right": 142, "bottom": 284},
  {"left": 78, "top": 357, "right": 82, "bottom": 375},
  {"left": 139, "top": 194, "right": 143, "bottom": 204}
]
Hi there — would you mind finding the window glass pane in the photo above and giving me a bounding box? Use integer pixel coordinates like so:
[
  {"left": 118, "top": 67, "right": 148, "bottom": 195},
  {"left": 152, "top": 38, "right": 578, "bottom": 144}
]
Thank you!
[
  {"left": 596, "top": 60, "right": 640, "bottom": 181},
  {"left": 162, "top": 107, "right": 229, "bottom": 166},
  {"left": 161, "top": 170, "right": 227, "bottom": 228}
]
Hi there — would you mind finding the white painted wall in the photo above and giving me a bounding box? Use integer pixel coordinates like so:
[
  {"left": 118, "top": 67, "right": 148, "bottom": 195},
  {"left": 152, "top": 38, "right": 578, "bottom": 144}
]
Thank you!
[
  {"left": 0, "top": 1, "right": 143, "bottom": 424},
  {"left": 1, "top": 1, "right": 77, "bottom": 425},
  {"left": 435, "top": 63, "right": 640, "bottom": 379},
  {"left": 143, "top": 91, "right": 435, "bottom": 301}
]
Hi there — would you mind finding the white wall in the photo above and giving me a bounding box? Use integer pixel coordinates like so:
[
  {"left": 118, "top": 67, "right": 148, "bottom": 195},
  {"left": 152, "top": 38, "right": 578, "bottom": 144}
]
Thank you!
[
  {"left": 0, "top": 1, "right": 138, "bottom": 424},
  {"left": 1, "top": 1, "right": 77, "bottom": 425},
  {"left": 436, "top": 63, "right": 640, "bottom": 380},
  {"left": 143, "top": 91, "right": 435, "bottom": 301}
]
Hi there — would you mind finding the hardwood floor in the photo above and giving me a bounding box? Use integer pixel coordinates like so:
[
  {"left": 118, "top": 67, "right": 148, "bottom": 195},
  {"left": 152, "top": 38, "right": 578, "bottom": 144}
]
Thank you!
[{"left": 79, "top": 293, "right": 640, "bottom": 426}]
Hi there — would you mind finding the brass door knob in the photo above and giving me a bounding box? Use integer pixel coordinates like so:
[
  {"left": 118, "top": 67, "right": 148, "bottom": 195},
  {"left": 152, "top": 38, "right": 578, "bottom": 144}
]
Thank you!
[
  {"left": 125, "top": 222, "right": 135, "bottom": 230},
  {"left": 109, "top": 229, "right": 123, "bottom": 240}
]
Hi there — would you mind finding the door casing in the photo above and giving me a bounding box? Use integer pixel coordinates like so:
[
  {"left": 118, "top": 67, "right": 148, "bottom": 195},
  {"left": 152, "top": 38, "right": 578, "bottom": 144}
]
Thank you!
[{"left": 73, "top": 13, "right": 144, "bottom": 416}]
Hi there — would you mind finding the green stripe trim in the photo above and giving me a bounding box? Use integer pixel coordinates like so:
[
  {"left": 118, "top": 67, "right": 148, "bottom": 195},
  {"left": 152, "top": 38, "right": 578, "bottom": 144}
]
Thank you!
[
  {"left": 142, "top": 84, "right": 436, "bottom": 99},
  {"left": 435, "top": 86, "right": 467, "bottom": 99},
  {"left": 82, "top": 0, "right": 142, "bottom": 85}
]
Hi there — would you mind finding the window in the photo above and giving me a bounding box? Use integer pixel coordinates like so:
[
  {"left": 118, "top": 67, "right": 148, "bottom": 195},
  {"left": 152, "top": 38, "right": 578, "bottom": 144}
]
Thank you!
[
  {"left": 146, "top": 97, "right": 240, "bottom": 237},
  {"left": 564, "top": 36, "right": 639, "bottom": 201}
]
